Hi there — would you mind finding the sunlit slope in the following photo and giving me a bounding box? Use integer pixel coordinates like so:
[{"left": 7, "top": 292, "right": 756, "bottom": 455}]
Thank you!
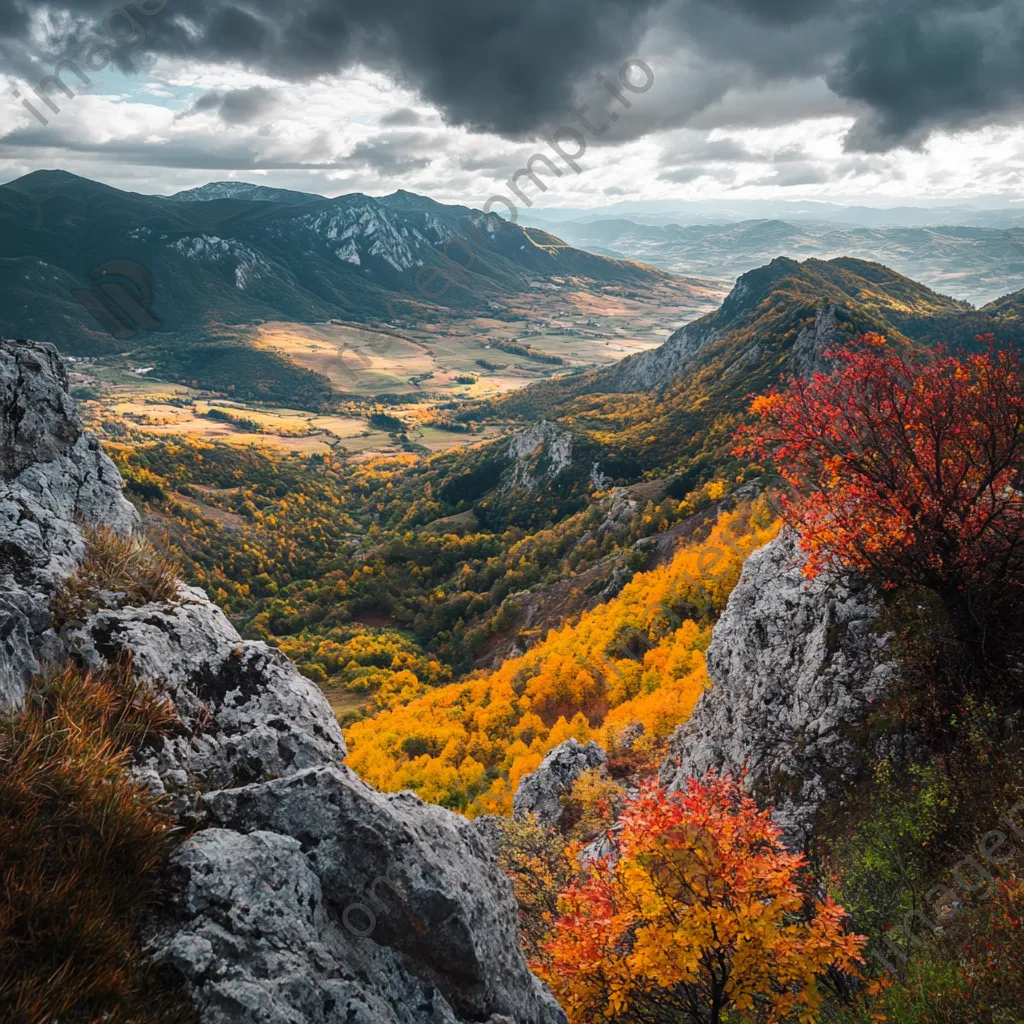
[{"left": 344, "top": 501, "right": 780, "bottom": 815}]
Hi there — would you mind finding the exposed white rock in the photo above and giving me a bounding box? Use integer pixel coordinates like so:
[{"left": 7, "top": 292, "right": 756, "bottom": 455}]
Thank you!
[
  {"left": 513, "top": 739, "right": 607, "bottom": 825},
  {"left": 659, "top": 527, "right": 895, "bottom": 845},
  {"left": 168, "top": 236, "right": 274, "bottom": 290},
  {"left": 791, "top": 303, "right": 843, "bottom": 376},
  {"left": 506, "top": 421, "right": 573, "bottom": 490}
]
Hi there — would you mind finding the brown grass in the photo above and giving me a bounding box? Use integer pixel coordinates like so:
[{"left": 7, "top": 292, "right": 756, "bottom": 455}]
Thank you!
[
  {"left": 53, "top": 526, "right": 180, "bottom": 628},
  {"left": 0, "top": 659, "right": 194, "bottom": 1024}
]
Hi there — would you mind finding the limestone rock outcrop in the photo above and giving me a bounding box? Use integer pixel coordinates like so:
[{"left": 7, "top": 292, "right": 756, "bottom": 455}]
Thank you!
[
  {"left": 660, "top": 527, "right": 894, "bottom": 844},
  {"left": 506, "top": 421, "right": 574, "bottom": 490},
  {"left": 513, "top": 738, "right": 608, "bottom": 826},
  {"left": 0, "top": 339, "right": 137, "bottom": 710}
]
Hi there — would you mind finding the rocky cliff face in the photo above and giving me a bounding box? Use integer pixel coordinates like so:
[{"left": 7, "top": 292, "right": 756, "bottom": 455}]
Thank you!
[
  {"left": 660, "top": 528, "right": 895, "bottom": 845},
  {"left": 505, "top": 421, "right": 574, "bottom": 490},
  {"left": 0, "top": 339, "right": 565, "bottom": 1024},
  {"left": 0, "top": 339, "right": 138, "bottom": 710}
]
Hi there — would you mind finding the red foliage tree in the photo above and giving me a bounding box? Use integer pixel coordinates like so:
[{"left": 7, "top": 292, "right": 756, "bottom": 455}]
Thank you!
[{"left": 736, "top": 333, "right": 1024, "bottom": 682}]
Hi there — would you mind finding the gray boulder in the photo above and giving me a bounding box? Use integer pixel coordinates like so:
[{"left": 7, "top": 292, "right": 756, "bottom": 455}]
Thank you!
[
  {"left": 513, "top": 739, "right": 607, "bottom": 825},
  {"left": 660, "top": 527, "right": 894, "bottom": 845}
]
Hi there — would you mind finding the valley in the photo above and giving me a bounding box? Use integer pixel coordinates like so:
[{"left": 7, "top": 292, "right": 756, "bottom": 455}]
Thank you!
[
  {"left": 5, "top": 173, "right": 1024, "bottom": 1024},
  {"left": 6, "top": 0, "right": 1024, "bottom": 1015}
]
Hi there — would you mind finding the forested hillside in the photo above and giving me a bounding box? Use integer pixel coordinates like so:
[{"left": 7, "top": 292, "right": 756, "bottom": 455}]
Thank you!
[
  {"left": 345, "top": 501, "right": 778, "bottom": 813},
  {"left": 6, "top": 251, "right": 1024, "bottom": 1024},
  {"left": 107, "top": 256, "right": 1024, "bottom": 721}
]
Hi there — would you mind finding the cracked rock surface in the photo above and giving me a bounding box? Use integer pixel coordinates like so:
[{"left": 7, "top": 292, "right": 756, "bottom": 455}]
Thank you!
[
  {"left": 0, "top": 339, "right": 138, "bottom": 710},
  {"left": 659, "top": 527, "right": 895, "bottom": 845},
  {"left": 0, "top": 338, "right": 565, "bottom": 1024},
  {"left": 513, "top": 739, "right": 608, "bottom": 826}
]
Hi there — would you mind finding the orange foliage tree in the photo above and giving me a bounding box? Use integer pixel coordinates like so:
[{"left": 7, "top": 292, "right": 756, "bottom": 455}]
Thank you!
[
  {"left": 736, "top": 334, "right": 1024, "bottom": 680},
  {"left": 535, "top": 775, "right": 866, "bottom": 1024}
]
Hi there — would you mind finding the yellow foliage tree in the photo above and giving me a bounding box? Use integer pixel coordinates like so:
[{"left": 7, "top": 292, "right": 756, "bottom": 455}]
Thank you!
[{"left": 535, "top": 775, "right": 867, "bottom": 1024}]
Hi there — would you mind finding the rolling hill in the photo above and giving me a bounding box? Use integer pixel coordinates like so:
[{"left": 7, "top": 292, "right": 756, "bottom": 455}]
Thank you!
[{"left": 535, "top": 215, "right": 1024, "bottom": 307}]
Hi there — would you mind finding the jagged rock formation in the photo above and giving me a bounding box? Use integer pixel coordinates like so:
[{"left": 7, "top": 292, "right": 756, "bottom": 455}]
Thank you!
[
  {"left": 506, "top": 421, "right": 574, "bottom": 490},
  {"left": 0, "top": 339, "right": 565, "bottom": 1024},
  {"left": 660, "top": 528, "right": 895, "bottom": 845},
  {"left": 513, "top": 739, "right": 607, "bottom": 825},
  {"left": 0, "top": 339, "right": 138, "bottom": 710}
]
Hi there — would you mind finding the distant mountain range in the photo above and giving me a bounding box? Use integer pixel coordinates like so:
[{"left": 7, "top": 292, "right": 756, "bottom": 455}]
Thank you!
[
  {"left": 521, "top": 216, "right": 1024, "bottom": 307},
  {"left": 520, "top": 198, "right": 1024, "bottom": 229},
  {"left": 0, "top": 171, "right": 665, "bottom": 355}
]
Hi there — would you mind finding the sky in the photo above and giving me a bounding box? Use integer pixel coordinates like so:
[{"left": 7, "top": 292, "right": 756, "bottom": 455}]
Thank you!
[{"left": 0, "top": 0, "right": 1023, "bottom": 207}]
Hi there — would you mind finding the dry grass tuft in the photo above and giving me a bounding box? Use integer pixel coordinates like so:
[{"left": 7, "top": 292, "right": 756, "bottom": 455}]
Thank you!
[
  {"left": 53, "top": 525, "right": 181, "bottom": 627},
  {"left": 0, "top": 659, "right": 193, "bottom": 1024}
]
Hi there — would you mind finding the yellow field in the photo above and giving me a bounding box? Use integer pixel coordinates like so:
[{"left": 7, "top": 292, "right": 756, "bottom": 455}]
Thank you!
[
  {"left": 86, "top": 387, "right": 508, "bottom": 460},
  {"left": 251, "top": 273, "right": 726, "bottom": 402}
]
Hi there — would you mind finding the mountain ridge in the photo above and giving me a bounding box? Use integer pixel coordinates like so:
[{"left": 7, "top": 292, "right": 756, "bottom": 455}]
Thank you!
[
  {"left": 483, "top": 254, "right": 1024, "bottom": 510},
  {"left": 0, "top": 171, "right": 669, "bottom": 354}
]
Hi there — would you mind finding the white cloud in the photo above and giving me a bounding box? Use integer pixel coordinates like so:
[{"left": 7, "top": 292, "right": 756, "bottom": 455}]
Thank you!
[{"left": 2, "top": 57, "right": 1024, "bottom": 207}]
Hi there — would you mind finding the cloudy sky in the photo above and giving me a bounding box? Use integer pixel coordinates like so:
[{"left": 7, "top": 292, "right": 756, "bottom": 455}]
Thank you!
[{"left": 1, "top": 0, "right": 1023, "bottom": 207}]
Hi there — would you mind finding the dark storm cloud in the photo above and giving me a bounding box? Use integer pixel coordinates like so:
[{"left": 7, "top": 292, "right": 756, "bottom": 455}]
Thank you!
[
  {"left": 379, "top": 107, "right": 422, "bottom": 127},
  {"left": 826, "top": 1, "right": 1024, "bottom": 151},
  {"left": 0, "top": 0, "right": 1022, "bottom": 152},
  {"left": 697, "top": 0, "right": 839, "bottom": 25},
  {"left": 179, "top": 85, "right": 279, "bottom": 124}
]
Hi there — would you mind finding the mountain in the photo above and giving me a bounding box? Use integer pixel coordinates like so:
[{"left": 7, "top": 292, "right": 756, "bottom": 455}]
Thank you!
[
  {"left": 531, "top": 216, "right": 1024, "bottom": 306},
  {"left": 169, "top": 181, "right": 324, "bottom": 204},
  {"left": 492, "top": 255, "right": 1024, "bottom": 491},
  {"left": 0, "top": 171, "right": 667, "bottom": 355},
  {"left": 519, "top": 198, "right": 1024, "bottom": 230}
]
